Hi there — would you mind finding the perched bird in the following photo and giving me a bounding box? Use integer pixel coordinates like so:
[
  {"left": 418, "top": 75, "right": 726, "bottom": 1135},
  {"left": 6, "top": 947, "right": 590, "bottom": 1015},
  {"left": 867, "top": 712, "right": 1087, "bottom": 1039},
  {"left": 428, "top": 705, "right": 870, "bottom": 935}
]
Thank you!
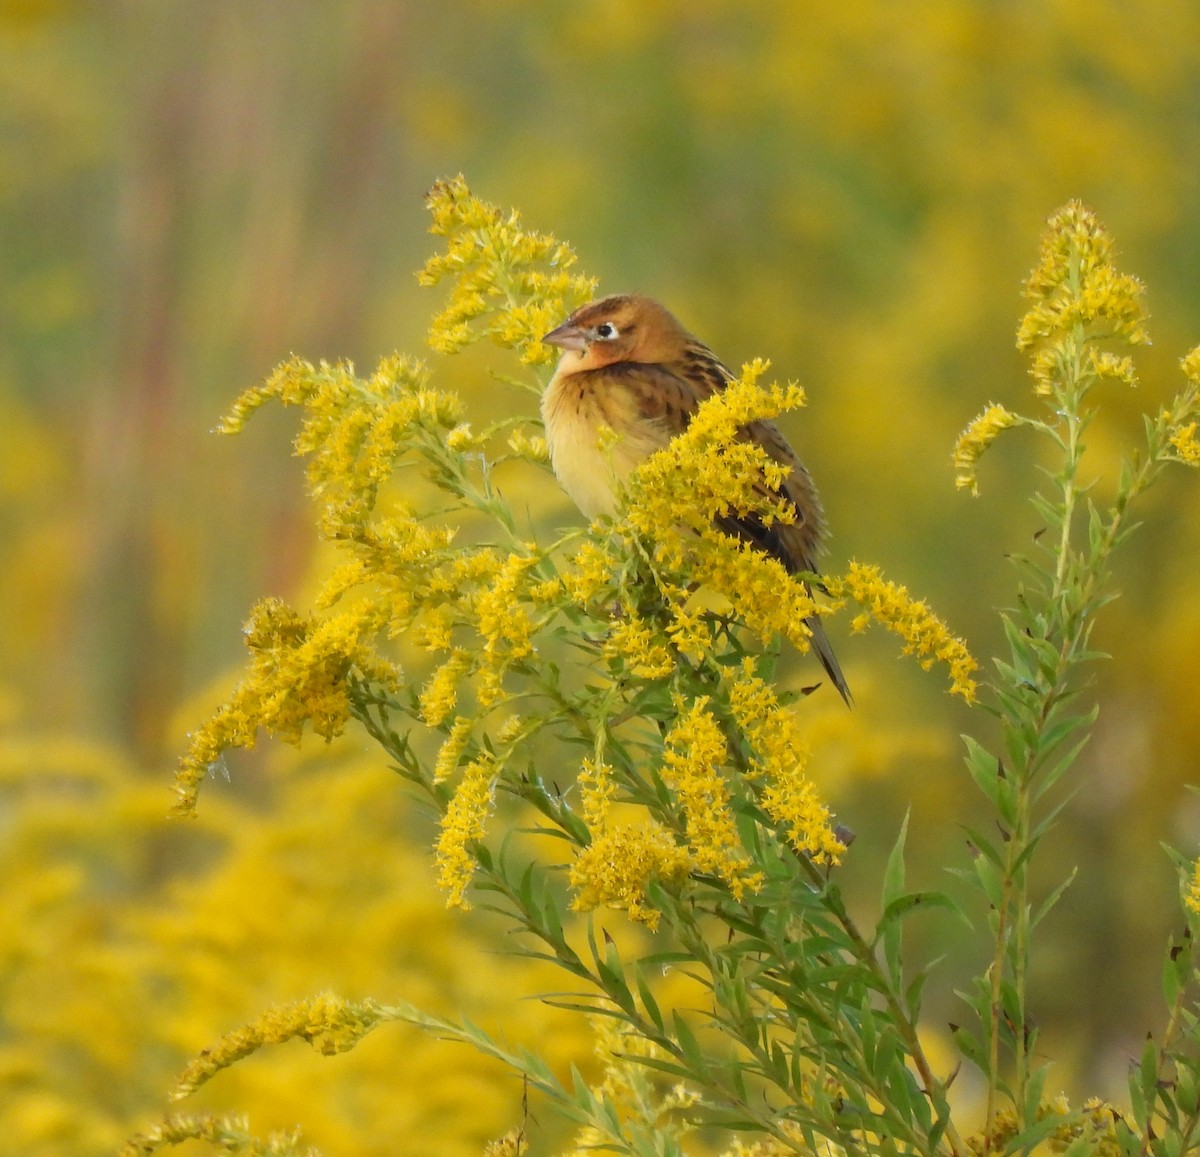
[{"left": 541, "top": 294, "right": 851, "bottom": 705}]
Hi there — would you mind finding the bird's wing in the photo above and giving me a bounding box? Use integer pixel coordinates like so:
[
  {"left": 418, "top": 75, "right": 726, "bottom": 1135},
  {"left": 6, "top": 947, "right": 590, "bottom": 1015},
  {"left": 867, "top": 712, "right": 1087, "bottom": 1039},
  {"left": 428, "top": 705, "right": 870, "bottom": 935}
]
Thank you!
[
  {"left": 612, "top": 345, "right": 826, "bottom": 574},
  {"left": 614, "top": 344, "right": 850, "bottom": 705}
]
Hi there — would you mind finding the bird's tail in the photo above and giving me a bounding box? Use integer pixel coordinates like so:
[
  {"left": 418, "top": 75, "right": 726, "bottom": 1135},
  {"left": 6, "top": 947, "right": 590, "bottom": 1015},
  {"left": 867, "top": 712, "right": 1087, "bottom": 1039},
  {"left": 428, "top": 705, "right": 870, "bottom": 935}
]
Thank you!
[{"left": 805, "top": 613, "right": 852, "bottom": 707}]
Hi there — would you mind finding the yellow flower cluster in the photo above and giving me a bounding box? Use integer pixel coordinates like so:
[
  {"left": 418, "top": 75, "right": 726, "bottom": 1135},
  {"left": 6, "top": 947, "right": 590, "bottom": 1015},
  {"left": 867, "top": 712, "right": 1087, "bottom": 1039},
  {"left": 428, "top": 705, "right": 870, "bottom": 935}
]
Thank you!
[
  {"left": 220, "top": 354, "right": 462, "bottom": 532},
  {"left": 173, "top": 599, "right": 400, "bottom": 816},
  {"left": 419, "top": 174, "right": 596, "bottom": 366},
  {"left": 418, "top": 648, "right": 472, "bottom": 727},
  {"left": 1047, "top": 1097, "right": 1129, "bottom": 1157},
  {"left": 728, "top": 660, "right": 843, "bottom": 862},
  {"left": 1017, "top": 201, "right": 1149, "bottom": 395},
  {"left": 435, "top": 752, "right": 497, "bottom": 908},
  {"left": 121, "top": 1113, "right": 313, "bottom": 1157},
  {"left": 967, "top": 1095, "right": 1128, "bottom": 1157},
  {"left": 661, "top": 700, "right": 761, "bottom": 897},
  {"left": 569, "top": 758, "right": 694, "bottom": 928},
  {"left": 432, "top": 715, "right": 474, "bottom": 784},
  {"left": 483, "top": 1130, "right": 527, "bottom": 1157},
  {"left": 170, "top": 994, "right": 392, "bottom": 1099},
  {"left": 1154, "top": 347, "right": 1200, "bottom": 468},
  {"left": 829, "top": 562, "right": 978, "bottom": 701},
  {"left": 562, "top": 1017, "right": 701, "bottom": 1156},
  {"left": 473, "top": 553, "right": 538, "bottom": 706},
  {"left": 952, "top": 403, "right": 1019, "bottom": 496},
  {"left": 1169, "top": 422, "right": 1200, "bottom": 465},
  {"left": 1186, "top": 859, "right": 1200, "bottom": 916},
  {"left": 570, "top": 823, "right": 694, "bottom": 930},
  {"left": 616, "top": 361, "right": 821, "bottom": 654},
  {"left": 603, "top": 609, "right": 677, "bottom": 680}
]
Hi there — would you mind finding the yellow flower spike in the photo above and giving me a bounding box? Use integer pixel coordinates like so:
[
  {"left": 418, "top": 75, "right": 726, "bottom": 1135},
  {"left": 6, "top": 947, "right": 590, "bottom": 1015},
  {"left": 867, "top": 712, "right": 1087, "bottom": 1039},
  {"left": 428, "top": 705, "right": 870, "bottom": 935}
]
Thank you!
[
  {"left": 473, "top": 552, "right": 539, "bottom": 706},
  {"left": 432, "top": 715, "right": 473, "bottom": 784},
  {"left": 577, "top": 757, "right": 617, "bottom": 830},
  {"left": 1018, "top": 201, "right": 1150, "bottom": 387},
  {"left": 172, "top": 599, "right": 401, "bottom": 816},
  {"left": 436, "top": 752, "right": 498, "bottom": 907},
  {"left": 569, "top": 824, "right": 693, "bottom": 930},
  {"left": 570, "top": 757, "right": 694, "bottom": 927},
  {"left": 418, "top": 649, "right": 472, "bottom": 727},
  {"left": 120, "top": 1113, "right": 314, "bottom": 1157},
  {"left": 952, "top": 403, "right": 1020, "bottom": 496},
  {"left": 1185, "top": 860, "right": 1200, "bottom": 916},
  {"left": 603, "top": 611, "right": 676, "bottom": 680},
  {"left": 420, "top": 175, "right": 596, "bottom": 366},
  {"left": 1169, "top": 422, "right": 1200, "bottom": 466},
  {"left": 829, "top": 562, "right": 978, "bottom": 701},
  {"left": 727, "top": 661, "right": 842, "bottom": 862},
  {"left": 661, "top": 700, "right": 761, "bottom": 897},
  {"left": 170, "top": 994, "right": 392, "bottom": 1100},
  {"left": 219, "top": 353, "right": 464, "bottom": 536}
]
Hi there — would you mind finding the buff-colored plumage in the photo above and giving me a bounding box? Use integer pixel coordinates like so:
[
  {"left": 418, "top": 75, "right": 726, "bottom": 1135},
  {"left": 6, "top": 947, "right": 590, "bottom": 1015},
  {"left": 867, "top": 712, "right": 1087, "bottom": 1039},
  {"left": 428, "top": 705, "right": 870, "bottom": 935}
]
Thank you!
[{"left": 541, "top": 294, "right": 851, "bottom": 705}]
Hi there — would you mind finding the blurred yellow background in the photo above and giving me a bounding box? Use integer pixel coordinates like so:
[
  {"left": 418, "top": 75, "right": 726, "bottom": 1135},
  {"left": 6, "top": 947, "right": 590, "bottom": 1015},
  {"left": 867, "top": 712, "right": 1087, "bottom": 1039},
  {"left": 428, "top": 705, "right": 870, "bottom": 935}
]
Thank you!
[{"left": 4, "top": 2, "right": 1200, "bottom": 1152}]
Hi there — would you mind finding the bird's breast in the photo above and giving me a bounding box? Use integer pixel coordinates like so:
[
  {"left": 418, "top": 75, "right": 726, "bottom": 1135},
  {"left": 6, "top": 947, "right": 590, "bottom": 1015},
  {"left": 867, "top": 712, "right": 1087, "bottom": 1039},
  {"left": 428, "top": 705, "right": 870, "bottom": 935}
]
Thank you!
[{"left": 541, "top": 370, "right": 665, "bottom": 520}]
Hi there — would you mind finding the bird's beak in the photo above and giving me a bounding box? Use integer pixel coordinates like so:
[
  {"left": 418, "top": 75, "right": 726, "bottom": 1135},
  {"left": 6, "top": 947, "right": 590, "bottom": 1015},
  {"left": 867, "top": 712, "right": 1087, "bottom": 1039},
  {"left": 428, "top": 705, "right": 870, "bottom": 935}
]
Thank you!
[{"left": 541, "top": 321, "right": 588, "bottom": 352}]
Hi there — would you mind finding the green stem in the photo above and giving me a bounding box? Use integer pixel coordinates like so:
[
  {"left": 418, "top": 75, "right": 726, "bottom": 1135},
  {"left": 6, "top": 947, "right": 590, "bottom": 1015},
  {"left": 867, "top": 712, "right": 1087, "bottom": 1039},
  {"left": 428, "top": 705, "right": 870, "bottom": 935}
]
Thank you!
[{"left": 794, "top": 854, "right": 966, "bottom": 1157}]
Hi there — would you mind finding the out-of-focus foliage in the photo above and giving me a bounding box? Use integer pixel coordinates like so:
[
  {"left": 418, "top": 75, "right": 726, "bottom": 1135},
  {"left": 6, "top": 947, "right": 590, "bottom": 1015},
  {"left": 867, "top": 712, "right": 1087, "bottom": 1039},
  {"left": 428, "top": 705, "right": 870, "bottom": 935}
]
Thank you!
[{"left": 4, "top": 0, "right": 1200, "bottom": 1150}]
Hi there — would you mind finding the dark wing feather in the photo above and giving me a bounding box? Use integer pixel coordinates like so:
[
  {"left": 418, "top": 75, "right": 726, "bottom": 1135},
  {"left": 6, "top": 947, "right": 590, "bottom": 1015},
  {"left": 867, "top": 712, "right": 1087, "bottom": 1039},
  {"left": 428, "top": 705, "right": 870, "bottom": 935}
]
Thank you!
[
  {"left": 614, "top": 340, "right": 852, "bottom": 705},
  {"left": 618, "top": 340, "right": 826, "bottom": 574}
]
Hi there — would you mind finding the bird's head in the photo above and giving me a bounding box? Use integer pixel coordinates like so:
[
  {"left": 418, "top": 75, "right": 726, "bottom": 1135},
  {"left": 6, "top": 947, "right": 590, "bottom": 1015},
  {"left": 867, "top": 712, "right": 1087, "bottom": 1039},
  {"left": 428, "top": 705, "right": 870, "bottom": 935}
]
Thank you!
[{"left": 542, "top": 294, "right": 688, "bottom": 372}]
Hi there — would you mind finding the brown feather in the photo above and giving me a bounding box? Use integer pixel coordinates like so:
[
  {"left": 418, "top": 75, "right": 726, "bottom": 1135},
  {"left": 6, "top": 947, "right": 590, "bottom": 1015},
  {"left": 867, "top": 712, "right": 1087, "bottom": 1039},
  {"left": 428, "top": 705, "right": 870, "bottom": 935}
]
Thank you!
[{"left": 541, "top": 295, "right": 851, "bottom": 704}]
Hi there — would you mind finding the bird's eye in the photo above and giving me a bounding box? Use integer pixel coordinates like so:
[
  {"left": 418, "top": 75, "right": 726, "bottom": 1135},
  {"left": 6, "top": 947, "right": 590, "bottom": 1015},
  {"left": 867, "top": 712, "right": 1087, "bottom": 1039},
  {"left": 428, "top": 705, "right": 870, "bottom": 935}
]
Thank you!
[{"left": 595, "top": 322, "right": 619, "bottom": 340}]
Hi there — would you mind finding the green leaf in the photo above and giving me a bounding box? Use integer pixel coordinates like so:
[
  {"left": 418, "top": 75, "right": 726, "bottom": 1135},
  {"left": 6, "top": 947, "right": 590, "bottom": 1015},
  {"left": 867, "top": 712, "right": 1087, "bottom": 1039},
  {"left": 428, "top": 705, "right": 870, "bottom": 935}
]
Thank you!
[
  {"left": 1138, "top": 1033, "right": 1160, "bottom": 1120},
  {"left": 635, "top": 970, "right": 665, "bottom": 1034},
  {"left": 879, "top": 813, "right": 910, "bottom": 988},
  {"left": 1031, "top": 866, "right": 1078, "bottom": 928},
  {"left": 962, "top": 735, "right": 1002, "bottom": 808},
  {"left": 671, "top": 1011, "right": 709, "bottom": 1079},
  {"left": 1035, "top": 704, "right": 1099, "bottom": 772},
  {"left": 950, "top": 1023, "right": 987, "bottom": 1074}
]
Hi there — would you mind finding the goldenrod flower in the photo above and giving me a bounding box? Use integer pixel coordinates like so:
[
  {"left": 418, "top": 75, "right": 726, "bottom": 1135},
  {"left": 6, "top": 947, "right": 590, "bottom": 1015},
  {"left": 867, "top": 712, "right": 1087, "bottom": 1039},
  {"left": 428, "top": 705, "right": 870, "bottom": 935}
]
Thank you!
[
  {"left": 829, "top": 563, "right": 978, "bottom": 701},
  {"left": 418, "top": 649, "right": 472, "bottom": 727},
  {"left": 1168, "top": 421, "right": 1200, "bottom": 466},
  {"left": 120, "top": 1113, "right": 313, "bottom": 1157},
  {"left": 570, "top": 823, "right": 693, "bottom": 930},
  {"left": 483, "top": 1130, "right": 527, "bottom": 1157},
  {"left": 173, "top": 599, "right": 400, "bottom": 816},
  {"left": 170, "top": 994, "right": 391, "bottom": 1099},
  {"left": 432, "top": 715, "right": 473, "bottom": 784},
  {"left": 1018, "top": 201, "right": 1149, "bottom": 398},
  {"left": 603, "top": 610, "right": 676, "bottom": 680},
  {"left": 506, "top": 426, "right": 549, "bottom": 461},
  {"left": 661, "top": 700, "right": 761, "bottom": 897},
  {"left": 570, "top": 758, "right": 692, "bottom": 928},
  {"left": 435, "top": 752, "right": 497, "bottom": 907},
  {"left": 728, "top": 661, "right": 843, "bottom": 862},
  {"left": 577, "top": 757, "right": 616, "bottom": 830},
  {"left": 953, "top": 403, "right": 1019, "bottom": 495},
  {"left": 1185, "top": 859, "right": 1200, "bottom": 916},
  {"left": 473, "top": 552, "right": 538, "bottom": 707},
  {"left": 220, "top": 355, "right": 463, "bottom": 534},
  {"left": 1019, "top": 201, "right": 1150, "bottom": 351},
  {"left": 419, "top": 175, "right": 596, "bottom": 366},
  {"left": 562, "top": 1018, "right": 701, "bottom": 1154},
  {"left": 562, "top": 539, "right": 616, "bottom": 607}
]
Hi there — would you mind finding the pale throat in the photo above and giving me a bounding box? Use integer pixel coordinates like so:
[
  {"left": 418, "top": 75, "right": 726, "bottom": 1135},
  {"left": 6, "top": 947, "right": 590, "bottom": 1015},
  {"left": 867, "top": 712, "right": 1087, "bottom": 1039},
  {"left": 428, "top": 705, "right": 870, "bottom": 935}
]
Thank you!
[{"left": 541, "top": 365, "right": 660, "bottom": 521}]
